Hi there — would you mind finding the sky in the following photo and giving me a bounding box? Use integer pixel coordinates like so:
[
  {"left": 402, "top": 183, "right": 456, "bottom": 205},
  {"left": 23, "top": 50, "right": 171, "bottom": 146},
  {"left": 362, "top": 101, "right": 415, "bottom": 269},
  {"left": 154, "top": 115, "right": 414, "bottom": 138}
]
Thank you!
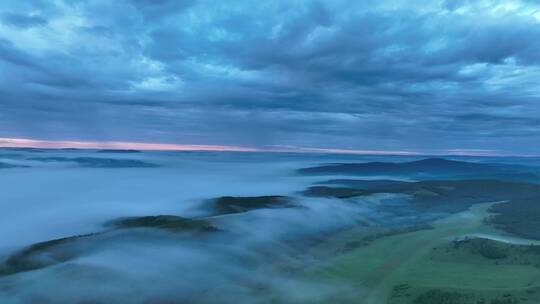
[{"left": 0, "top": 0, "right": 539, "bottom": 155}]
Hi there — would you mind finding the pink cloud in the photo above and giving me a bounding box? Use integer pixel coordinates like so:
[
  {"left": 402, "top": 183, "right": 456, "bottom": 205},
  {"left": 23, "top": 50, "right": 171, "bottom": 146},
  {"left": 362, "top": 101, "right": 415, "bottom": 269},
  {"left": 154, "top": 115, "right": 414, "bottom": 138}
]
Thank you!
[
  {"left": 0, "top": 137, "right": 260, "bottom": 152},
  {"left": 2, "top": 137, "right": 521, "bottom": 156}
]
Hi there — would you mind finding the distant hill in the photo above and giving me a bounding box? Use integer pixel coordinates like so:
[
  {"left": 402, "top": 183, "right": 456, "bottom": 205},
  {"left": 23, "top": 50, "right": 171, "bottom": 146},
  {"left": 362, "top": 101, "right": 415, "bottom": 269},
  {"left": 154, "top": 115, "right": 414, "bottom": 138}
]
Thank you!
[
  {"left": 0, "top": 147, "right": 45, "bottom": 152},
  {"left": 0, "top": 162, "right": 21, "bottom": 169},
  {"left": 27, "top": 157, "right": 158, "bottom": 168},
  {"left": 298, "top": 158, "right": 539, "bottom": 181},
  {"left": 317, "top": 179, "right": 409, "bottom": 189},
  {"left": 97, "top": 149, "right": 141, "bottom": 154}
]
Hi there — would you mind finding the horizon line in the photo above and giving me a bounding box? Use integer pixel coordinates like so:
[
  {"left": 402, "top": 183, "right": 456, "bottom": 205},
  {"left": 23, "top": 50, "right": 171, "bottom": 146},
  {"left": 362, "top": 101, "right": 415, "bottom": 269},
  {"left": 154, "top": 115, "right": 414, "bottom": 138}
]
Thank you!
[{"left": 0, "top": 137, "right": 534, "bottom": 157}]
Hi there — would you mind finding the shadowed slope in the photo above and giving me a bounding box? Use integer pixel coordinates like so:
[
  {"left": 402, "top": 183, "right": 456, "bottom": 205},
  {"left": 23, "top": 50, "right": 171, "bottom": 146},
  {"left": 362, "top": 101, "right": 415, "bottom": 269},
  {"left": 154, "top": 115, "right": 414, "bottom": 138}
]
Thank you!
[{"left": 299, "top": 158, "right": 540, "bottom": 181}]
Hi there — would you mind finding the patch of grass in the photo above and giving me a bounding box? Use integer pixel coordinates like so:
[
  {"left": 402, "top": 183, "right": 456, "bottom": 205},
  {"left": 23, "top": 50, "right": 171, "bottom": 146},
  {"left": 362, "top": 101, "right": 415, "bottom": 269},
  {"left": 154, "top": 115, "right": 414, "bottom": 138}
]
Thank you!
[
  {"left": 211, "top": 196, "right": 293, "bottom": 215},
  {"left": 413, "top": 289, "right": 471, "bottom": 304},
  {"left": 111, "top": 215, "right": 220, "bottom": 232},
  {"left": 0, "top": 233, "right": 97, "bottom": 276},
  {"left": 433, "top": 237, "right": 540, "bottom": 266},
  {"left": 338, "top": 225, "right": 433, "bottom": 254},
  {"left": 389, "top": 286, "right": 529, "bottom": 304},
  {"left": 301, "top": 186, "right": 366, "bottom": 198},
  {"left": 488, "top": 198, "right": 540, "bottom": 240}
]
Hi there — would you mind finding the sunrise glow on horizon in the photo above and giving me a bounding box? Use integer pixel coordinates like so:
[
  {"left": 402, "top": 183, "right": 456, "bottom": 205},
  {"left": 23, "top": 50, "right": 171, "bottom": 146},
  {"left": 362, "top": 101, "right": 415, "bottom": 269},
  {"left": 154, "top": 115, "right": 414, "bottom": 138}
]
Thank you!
[
  {"left": 0, "top": 137, "right": 416, "bottom": 154},
  {"left": 0, "top": 137, "right": 522, "bottom": 156},
  {"left": 0, "top": 137, "right": 261, "bottom": 152}
]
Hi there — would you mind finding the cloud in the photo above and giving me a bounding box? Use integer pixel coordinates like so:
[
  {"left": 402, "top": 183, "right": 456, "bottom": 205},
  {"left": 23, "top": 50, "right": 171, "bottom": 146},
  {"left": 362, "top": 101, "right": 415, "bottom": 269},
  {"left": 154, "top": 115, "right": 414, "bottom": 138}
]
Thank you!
[
  {"left": 0, "top": 0, "right": 539, "bottom": 154},
  {"left": 1, "top": 12, "right": 47, "bottom": 28}
]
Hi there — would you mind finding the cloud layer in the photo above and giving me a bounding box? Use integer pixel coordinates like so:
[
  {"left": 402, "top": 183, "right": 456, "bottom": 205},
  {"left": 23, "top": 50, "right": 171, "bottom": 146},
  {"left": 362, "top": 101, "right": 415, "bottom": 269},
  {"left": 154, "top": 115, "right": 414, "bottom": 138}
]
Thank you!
[{"left": 1, "top": 0, "right": 539, "bottom": 154}]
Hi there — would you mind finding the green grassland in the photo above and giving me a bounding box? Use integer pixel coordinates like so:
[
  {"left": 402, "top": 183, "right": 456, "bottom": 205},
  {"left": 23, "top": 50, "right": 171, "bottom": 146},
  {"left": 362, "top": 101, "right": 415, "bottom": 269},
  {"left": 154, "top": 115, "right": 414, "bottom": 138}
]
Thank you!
[{"left": 302, "top": 203, "right": 540, "bottom": 304}]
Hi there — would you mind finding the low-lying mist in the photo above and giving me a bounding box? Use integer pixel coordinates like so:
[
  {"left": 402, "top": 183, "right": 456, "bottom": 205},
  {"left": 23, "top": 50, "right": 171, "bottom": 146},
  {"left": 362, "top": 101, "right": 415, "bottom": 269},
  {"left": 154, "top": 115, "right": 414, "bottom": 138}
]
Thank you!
[{"left": 1, "top": 150, "right": 417, "bottom": 303}]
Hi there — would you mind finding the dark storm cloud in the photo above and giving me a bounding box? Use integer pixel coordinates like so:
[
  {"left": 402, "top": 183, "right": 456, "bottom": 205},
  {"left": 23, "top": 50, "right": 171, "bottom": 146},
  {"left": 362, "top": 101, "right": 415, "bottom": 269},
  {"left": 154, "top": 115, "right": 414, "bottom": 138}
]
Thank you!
[{"left": 0, "top": 0, "right": 540, "bottom": 154}]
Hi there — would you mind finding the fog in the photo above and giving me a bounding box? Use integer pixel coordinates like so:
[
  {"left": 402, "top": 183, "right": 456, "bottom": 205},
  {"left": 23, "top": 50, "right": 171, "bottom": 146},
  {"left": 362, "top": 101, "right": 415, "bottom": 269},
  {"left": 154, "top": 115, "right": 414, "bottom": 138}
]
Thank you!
[{"left": 0, "top": 150, "right": 419, "bottom": 303}]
